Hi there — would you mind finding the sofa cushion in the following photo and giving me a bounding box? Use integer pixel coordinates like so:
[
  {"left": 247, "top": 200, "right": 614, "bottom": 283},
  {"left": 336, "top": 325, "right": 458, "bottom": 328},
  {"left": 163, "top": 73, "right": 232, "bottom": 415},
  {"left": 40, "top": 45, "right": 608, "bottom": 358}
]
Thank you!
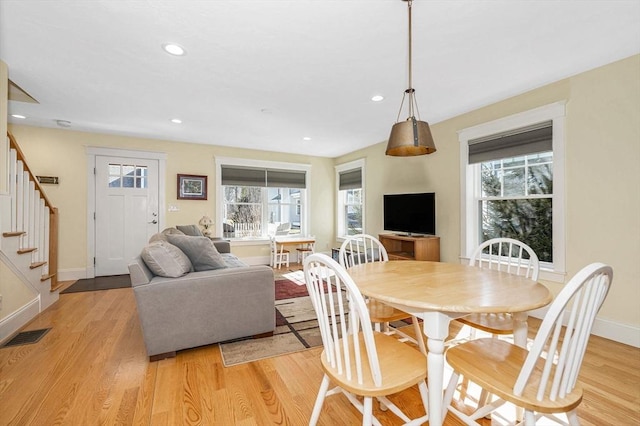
[
  {"left": 176, "top": 224, "right": 204, "bottom": 237},
  {"left": 149, "top": 227, "right": 185, "bottom": 243},
  {"left": 167, "top": 234, "right": 227, "bottom": 271},
  {"left": 221, "top": 253, "right": 249, "bottom": 268},
  {"left": 140, "top": 240, "right": 192, "bottom": 278}
]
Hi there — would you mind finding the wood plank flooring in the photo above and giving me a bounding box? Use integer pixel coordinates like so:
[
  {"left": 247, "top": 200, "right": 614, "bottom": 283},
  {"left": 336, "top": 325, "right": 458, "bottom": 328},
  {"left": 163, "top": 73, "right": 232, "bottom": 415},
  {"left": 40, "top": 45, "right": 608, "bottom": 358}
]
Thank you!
[{"left": 1, "top": 285, "right": 638, "bottom": 425}]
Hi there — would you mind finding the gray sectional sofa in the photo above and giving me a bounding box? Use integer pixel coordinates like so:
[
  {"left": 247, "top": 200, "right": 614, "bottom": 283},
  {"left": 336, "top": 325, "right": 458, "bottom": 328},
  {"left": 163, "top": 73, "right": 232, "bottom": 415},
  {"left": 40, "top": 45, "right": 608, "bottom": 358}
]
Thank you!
[{"left": 128, "top": 228, "right": 275, "bottom": 360}]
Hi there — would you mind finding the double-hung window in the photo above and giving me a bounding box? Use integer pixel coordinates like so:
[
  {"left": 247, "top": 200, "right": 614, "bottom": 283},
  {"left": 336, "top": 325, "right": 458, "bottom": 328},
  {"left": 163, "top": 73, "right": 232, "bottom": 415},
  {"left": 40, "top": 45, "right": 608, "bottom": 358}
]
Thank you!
[
  {"left": 216, "top": 158, "right": 310, "bottom": 239},
  {"left": 459, "top": 102, "right": 566, "bottom": 281},
  {"left": 336, "top": 159, "right": 365, "bottom": 238}
]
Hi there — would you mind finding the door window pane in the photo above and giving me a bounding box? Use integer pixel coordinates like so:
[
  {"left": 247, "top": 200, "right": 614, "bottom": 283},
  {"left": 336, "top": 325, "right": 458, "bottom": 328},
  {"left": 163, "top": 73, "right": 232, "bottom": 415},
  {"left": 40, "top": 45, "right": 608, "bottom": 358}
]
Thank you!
[{"left": 108, "top": 163, "right": 147, "bottom": 189}]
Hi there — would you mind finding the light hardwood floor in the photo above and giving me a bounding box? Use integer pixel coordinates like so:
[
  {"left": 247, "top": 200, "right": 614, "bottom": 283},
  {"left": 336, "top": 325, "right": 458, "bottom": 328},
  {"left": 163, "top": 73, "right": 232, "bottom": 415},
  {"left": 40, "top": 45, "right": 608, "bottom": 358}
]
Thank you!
[{"left": 1, "top": 284, "right": 638, "bottom": 425}]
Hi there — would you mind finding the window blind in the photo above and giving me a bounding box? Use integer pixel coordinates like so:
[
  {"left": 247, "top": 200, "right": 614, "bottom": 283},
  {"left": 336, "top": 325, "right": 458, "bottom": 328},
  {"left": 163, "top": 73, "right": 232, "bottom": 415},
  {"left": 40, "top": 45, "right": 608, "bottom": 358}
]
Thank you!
[
  {"left": 266, "top": 169, "right": 306, "bottom": 188},
  {"left": 221, "top": 165, "right": 306, "bottom": 188},
  {"left": 339, "top": 168, "right": 362, "bottom": 190},
  {"left": 468, "top": 121, "right": 552, "bottom": 164}
]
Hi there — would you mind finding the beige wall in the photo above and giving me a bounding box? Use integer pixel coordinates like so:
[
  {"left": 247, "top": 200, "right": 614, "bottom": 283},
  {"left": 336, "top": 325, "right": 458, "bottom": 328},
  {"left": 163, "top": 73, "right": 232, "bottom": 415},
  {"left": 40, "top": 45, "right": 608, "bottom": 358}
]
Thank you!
[
  {"left": 6, "top": 126, "right": 336, "bottom": 268},
  {"left": 337, "top": 55, "right": 640, "bottom": 332},
  {"left": 4, "top": 55, "right": 639, "bottom": 340},
  {"left": 1, "top": 59, "right": 37, "bottom": 322}
]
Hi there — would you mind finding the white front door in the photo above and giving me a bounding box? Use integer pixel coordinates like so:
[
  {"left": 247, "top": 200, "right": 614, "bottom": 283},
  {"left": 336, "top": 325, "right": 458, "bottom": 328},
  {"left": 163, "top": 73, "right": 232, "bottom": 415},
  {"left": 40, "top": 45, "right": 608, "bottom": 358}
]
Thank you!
[{"left": 94, "top": 155, "right": 159, "bottom": 276}]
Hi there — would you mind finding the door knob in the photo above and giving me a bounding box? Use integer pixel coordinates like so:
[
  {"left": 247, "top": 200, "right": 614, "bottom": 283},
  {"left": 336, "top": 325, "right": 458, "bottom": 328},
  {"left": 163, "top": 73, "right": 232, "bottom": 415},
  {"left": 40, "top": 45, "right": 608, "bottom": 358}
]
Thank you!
[{"left": 149, "top": 220, "right": 158, "bottom": 224}]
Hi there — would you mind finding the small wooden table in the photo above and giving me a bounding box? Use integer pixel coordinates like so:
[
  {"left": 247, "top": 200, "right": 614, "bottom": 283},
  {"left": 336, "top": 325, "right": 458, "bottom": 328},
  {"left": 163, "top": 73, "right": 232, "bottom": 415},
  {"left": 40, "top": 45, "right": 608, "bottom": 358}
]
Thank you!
[
  {"left": 274, "top": 236, "right": 315, "bottom": 263},
  {"left": 348, "top": 260, "right": 552, "bottom": 426}
]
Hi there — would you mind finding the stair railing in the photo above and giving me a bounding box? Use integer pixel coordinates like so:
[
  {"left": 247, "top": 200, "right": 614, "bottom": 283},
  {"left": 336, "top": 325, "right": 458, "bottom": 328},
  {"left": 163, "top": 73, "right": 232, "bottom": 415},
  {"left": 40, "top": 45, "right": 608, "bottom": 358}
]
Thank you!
[{"left": 5, "top": 131, "right": 59, "bottom": 290}]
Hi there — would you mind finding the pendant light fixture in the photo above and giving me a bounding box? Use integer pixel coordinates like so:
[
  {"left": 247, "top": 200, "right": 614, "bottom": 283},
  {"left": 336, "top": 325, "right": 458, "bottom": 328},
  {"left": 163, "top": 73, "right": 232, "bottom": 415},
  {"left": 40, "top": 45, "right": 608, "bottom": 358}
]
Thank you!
[{"left": 385, "top": 0, "right": 437, "bottom": 157}]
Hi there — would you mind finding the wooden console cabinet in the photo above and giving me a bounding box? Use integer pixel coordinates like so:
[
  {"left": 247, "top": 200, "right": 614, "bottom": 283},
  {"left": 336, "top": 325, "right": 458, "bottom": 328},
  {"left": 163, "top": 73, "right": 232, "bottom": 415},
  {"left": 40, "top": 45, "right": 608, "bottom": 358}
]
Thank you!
[{"left": 378, "top": 234, "right": 440, "bottom": 261}]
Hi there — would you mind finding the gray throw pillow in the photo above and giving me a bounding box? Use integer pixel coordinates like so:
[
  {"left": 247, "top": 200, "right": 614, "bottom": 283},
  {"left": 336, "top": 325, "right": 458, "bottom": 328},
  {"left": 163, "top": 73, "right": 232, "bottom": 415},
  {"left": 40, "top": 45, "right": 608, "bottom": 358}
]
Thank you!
[
  {"left": 176, "top": 224, "right": 204, "bottom": 237},
  {"left": 166, "top": 234, "right": 227, "bottom": 271},
  {"left": 141, "top": 240, "right": 192, "bottom": 278},
  {"left": 149, "top": 227, "right": 185, "bottom": 243}
]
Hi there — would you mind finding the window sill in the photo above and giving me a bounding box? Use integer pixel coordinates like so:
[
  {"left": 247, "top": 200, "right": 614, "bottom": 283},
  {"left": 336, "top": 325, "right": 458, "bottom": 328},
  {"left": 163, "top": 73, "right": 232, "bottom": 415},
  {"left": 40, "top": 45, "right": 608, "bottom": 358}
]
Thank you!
[{"left": 228, "top": 237, "right": 271, "bottom": 246}]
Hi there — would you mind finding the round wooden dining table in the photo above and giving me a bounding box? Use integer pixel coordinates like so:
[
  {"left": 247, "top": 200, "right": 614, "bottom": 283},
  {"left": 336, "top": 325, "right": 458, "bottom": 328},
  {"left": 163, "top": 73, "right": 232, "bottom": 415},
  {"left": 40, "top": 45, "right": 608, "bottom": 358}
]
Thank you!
[{"left": 348, "top": 260, "right": 552, "bottom": 426}]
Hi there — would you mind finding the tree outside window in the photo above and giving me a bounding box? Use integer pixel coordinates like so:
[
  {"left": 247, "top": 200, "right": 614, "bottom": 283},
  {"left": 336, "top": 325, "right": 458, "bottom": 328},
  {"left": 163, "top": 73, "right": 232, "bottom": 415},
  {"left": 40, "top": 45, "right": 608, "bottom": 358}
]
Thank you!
[
  {"left": 479, "top": 152, "right": 553, "bottom": 262},
  {"left": 344, "top": 188, "right": 363, "bottom": 236}
]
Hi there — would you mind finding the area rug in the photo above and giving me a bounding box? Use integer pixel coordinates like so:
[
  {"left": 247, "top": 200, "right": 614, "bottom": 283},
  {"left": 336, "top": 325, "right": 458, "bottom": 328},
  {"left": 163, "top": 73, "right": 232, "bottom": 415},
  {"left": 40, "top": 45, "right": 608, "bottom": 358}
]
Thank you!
[
  {"left": 219, "top": 277, "right": 344, "bottom": 367},
  {"left": 60, "top": 274, "right": 131, "bottom": 294}
]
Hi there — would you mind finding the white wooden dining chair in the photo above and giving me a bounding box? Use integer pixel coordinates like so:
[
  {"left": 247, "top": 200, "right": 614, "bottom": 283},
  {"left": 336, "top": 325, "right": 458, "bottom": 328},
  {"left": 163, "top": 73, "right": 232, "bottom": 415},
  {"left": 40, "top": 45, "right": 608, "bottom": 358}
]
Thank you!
[
  {"left": 303, "top": 253, "right": 429, "bottom": 426},
  {"left": 456, "top": 237, "right": 540, "bottom": 343},
  {"left": 270, "top": 237, "right": 289, "bottom": 269},
  {"left": 444, "top": 262, "right": 613, "bottom": 426},
  {"left": 339, "top": 234, "right": 427, "bottom": 355},
  {"left": 449, "top": 238, "right": 540, "bottom": 409}
]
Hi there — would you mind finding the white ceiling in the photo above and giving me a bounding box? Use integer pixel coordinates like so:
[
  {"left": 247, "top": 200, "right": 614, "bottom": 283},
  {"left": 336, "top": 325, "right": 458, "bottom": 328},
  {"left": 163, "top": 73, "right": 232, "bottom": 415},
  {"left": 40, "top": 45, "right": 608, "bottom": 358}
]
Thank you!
[{"left": 2, "top": 0, "right": 639, "bottom": 158}]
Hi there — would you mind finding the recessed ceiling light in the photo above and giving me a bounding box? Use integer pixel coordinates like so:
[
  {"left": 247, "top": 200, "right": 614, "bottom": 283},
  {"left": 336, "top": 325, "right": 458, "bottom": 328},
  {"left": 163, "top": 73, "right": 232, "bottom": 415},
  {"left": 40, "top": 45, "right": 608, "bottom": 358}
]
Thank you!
[
  {"left": 11, "top": 114, "right": 26, "bottom": 119},
  {"left": 171, "top": 118, "right": 182, "bottom": 124},
  {"left": 303, "top": 137, "right": 312, "bottom": 141},
  {"left": 371, "top": 95, "right": 384, "bottom": 102},
  {"left": 162, "top": 43, "right": 186, "bottom": 56}
]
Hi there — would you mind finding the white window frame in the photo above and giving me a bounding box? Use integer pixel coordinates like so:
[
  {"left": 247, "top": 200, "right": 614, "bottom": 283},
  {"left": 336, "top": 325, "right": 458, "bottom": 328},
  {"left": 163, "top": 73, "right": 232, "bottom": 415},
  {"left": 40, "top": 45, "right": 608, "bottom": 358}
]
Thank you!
[
  {"left": 458, "top": 102, "right": 566, "bottom": 282},
  {"left": 335, "top": 159, "right": 365, "bottom": 240},
  {"left": 215, "top": 157, "right": 312, "bottom": 241}
]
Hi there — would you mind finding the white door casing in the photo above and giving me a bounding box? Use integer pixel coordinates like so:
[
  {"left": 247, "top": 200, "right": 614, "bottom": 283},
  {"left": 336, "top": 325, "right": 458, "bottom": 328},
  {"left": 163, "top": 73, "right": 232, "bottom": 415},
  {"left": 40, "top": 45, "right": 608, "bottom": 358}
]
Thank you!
[{"left": 86, "top": 147, "right": 166, "bottom": 278}]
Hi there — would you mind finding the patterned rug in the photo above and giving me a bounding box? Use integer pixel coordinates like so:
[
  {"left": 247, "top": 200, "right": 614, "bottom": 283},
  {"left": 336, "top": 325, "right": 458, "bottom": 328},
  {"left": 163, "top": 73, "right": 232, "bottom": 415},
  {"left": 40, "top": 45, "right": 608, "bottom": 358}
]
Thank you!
[
  {"left": 219, "top": 270, "right": 416, "bottom": 366},
  {"left": 219, "top": 277, "right": 328, "bottom": 366}
]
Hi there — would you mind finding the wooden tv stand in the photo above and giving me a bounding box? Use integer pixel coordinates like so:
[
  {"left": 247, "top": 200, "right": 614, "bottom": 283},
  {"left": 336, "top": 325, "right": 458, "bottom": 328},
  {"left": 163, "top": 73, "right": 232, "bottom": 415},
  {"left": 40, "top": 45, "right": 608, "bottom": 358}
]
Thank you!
[{"left": 378, "top": 234, "right": 440, "bottom": 261}]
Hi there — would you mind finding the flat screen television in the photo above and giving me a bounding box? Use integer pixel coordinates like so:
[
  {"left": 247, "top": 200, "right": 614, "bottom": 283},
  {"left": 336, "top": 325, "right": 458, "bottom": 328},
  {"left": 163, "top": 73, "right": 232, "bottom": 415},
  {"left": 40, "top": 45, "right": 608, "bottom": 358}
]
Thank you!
[{"left": 383, "top": 192, "right": 436, "bottom": 236}]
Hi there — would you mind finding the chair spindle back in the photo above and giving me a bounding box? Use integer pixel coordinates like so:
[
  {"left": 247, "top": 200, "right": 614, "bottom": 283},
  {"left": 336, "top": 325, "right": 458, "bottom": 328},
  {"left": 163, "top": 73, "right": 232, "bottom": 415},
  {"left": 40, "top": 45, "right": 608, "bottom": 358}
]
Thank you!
[
  {"left": 303, "top": 253, "right": 382, "bottom": 387},
  {"left": 514, "top": 263, "right": 612, "bottom": 401}
]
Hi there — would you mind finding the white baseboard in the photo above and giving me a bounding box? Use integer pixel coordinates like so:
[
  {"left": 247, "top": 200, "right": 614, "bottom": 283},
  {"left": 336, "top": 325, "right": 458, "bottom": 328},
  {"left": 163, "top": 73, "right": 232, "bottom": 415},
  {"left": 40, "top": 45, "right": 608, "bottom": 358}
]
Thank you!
[
  {"left": 57, "top": 260, "right": 640, "bottom": 348},
  {"left": 529, "top": 308, "right": 639, "bottom": 348},
  {"left": 590, "top": 317, "right": 640, "bottom": 348},
  {"left": 57, "top": 268, "right": 91, "bottom": 282},
  {"left": 0, "top": 297, "right": 40, "bottom": 344},
  {"left": 241, "top": 255, "right": 272, "bottom": 266}
]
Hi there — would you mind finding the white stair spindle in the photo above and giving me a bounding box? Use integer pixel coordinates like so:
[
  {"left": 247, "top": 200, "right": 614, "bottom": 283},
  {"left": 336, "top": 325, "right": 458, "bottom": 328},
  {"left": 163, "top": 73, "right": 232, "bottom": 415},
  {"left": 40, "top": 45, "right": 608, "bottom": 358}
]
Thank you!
[
  {"left": 16, "top": 161, "right": 25, "bottom": 234},
  {"left": 28, "top": 179, "right": 35, "bottom": 249},
  {"left": 9, "top": 148, "right": 18, "bottom": 231},
  {"left": 43, "top": 205, "right": 51, "bottom": 275}
]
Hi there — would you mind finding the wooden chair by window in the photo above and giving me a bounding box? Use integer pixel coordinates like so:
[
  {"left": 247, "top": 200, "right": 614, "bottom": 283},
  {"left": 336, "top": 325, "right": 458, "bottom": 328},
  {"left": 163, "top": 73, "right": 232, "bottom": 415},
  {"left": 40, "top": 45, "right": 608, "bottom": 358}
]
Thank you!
[
  {"left": 339, "top": 234, "right": 427, "bottom": 355},
  {"left": 451, "top": 238, "right": 540, "bottom": 409},
  {"left": 270, "top": 237, "right": 289, "bottom": 269},
  {"left": 456, "top": 237, "right": 540, "bottom": 343},
  {"left": 303, "top": 253, "right": 429, "bottom": 426},
  {"left": 444, "top": 262, "right": 613, "bottom": 426},
  {"left": 296, "top": 241, "right": 315, "bottom": 264}
]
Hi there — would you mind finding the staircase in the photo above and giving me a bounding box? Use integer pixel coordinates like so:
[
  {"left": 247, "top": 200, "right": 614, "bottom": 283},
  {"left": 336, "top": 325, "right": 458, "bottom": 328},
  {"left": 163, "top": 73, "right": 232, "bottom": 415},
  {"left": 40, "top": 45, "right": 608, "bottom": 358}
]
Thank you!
[{"left": 1, "top": 131, "right": 60, "bottom": 335}]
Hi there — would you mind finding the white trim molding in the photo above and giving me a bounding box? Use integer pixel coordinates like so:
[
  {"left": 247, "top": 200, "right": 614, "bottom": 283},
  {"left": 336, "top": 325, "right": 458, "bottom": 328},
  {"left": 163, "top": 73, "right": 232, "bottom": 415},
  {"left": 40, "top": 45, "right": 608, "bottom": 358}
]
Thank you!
[
  {"left": 214, "top": 156, "right": 312, "bottom": 238},
  {"left": 458, "top": 101, "right": 567, "bottom": 283},
  {"left": 335, "top": 158, "right": 366, "bottom": 240},
  {"left": 85, "top": 146, "right": 166, "bottom": 278},
  {"left": 0, "top": 297, "right": 40, "bottom": 344},
  {"left": 528, "top": 306, "right": 640, "bottom": 348}
]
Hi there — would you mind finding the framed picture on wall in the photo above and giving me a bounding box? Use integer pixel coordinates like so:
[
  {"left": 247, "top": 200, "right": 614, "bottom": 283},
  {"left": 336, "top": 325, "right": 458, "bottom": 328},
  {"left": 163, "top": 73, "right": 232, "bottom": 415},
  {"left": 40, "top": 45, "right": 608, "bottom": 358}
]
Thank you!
[{"left": 177, "top": 174, "right": 207, "bottom": 200}]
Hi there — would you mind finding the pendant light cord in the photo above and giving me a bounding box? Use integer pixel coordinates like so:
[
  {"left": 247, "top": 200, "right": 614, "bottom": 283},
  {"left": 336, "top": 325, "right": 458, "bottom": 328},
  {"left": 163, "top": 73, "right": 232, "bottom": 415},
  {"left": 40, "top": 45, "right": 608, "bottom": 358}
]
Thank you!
[
  {"left": 396, "top": 0, "right": 417, "bottom": 122},
  {"left": 408, "top": 0, "right": 413, "bottom": 103}
]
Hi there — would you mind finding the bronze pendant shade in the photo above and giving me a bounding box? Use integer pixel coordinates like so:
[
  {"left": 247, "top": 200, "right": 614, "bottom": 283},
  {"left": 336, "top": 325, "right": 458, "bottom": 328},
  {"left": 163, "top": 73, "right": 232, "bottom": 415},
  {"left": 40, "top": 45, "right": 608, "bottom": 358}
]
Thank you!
[
  {"left": 386, "top": 117, "right": 436, "bottom": 156},
  {"left": 385, "top": 0, "right": 437, "bottom": 157}
]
